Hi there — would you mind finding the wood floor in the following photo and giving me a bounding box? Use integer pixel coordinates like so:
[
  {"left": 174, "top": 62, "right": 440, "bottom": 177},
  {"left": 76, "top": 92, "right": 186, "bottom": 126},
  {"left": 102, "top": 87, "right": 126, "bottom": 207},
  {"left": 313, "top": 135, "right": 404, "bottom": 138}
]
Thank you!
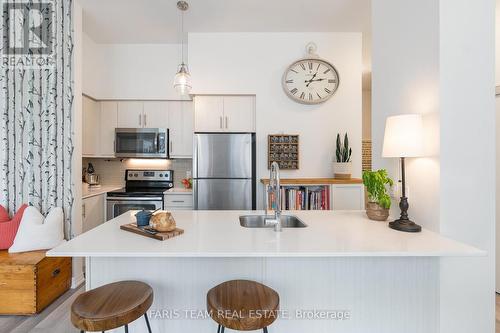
[
  {"left": 0, "top": 285, "right": 82, "bottom": 333},
  {"left": 1, "top": 287, "right": 499, "bottom": 332}
]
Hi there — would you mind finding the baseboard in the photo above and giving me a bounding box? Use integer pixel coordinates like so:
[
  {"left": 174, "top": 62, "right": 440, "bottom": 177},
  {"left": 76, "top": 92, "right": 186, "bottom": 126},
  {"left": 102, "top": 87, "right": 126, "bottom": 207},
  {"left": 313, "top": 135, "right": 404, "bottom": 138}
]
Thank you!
[{"left": 71, "top": 274, "right": 85, "bottom": 289}]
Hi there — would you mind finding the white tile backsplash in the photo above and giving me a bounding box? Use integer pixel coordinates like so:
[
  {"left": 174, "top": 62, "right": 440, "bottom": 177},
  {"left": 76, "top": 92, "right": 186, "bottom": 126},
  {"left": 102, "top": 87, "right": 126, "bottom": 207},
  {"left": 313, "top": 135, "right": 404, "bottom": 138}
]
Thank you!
[{"left": 82, "top": 158, "right": 192, "bottom": 188}]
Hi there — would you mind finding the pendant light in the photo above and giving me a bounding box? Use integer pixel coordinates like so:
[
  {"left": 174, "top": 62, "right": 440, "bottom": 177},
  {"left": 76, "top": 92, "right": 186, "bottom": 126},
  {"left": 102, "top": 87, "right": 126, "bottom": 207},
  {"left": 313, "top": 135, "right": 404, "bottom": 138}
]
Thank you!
[{"left": 173, "top": 1, "right": 192, "bottom": 95}]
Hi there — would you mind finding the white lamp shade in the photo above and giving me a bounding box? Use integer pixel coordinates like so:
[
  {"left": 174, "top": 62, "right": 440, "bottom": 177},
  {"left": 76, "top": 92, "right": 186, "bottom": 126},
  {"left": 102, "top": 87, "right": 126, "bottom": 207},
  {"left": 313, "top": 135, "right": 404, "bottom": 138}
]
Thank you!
[{"left": 382, "top": 114, "right": 423, "bottom": 158}]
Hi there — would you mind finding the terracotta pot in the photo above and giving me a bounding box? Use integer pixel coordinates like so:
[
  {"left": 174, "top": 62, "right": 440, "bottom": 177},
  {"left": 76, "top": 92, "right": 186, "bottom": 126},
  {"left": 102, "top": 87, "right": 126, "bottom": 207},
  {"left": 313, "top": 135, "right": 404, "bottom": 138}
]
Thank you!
[{"left": 365, "top": 202, "right": 389, "bottom": 221}]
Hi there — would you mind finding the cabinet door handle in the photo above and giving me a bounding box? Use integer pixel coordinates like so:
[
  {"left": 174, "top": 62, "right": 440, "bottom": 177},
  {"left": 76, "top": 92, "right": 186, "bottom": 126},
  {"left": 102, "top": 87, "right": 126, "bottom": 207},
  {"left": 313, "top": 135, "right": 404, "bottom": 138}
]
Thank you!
[
  {"left": 170, "top": 141, "right": 173, "bottom": 153},
  {"left": 82, "top": 204, "right": 86, "bottom": 219},
  {"left": 171, "top": 200, "right": 185, "bottom": 203},
  {"left": 219, "top": 116, "right": 223, "bottom": 129},
  {"left": 139, "top": 114, "right": 142, "bottom": 126},
  {"left": 225, "top": 116, "right": 228, "bottom": 129},
  {"left": 144, "top": 114, "right": 147, "bottom": 127}
]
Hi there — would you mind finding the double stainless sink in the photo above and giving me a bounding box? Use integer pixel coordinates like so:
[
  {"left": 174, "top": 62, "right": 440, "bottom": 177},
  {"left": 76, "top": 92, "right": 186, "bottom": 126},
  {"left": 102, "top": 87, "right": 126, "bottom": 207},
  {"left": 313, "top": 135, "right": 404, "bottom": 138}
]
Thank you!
[{"left": 239, "top": 215, "right": 307, "bottom": 228}]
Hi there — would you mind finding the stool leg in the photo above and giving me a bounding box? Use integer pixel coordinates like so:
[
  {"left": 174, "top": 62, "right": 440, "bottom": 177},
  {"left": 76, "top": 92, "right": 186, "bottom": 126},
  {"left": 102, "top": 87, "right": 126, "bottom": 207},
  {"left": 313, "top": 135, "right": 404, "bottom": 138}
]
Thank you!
[
  {"left": 144, "top": 313, "right": 152, "bottom": 333},
  {"left": 221, "top": 326, "right": 225, "bottom": 333},
  {"left": 217, "top": 324, "right": 221, "bottom": 333},
  {"left": 124, "top": 324, "right": 129, "bottom": 333},
  {"left": 263, "top": 327, "right": 268, "bottom": 333}
]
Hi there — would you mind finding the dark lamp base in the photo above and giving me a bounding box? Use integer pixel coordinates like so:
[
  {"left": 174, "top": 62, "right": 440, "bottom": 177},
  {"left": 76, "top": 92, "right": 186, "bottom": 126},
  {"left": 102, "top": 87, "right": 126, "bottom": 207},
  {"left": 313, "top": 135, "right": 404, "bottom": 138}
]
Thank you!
[{"left": 389, "top": 219, "right": 422, "bottom": 233}]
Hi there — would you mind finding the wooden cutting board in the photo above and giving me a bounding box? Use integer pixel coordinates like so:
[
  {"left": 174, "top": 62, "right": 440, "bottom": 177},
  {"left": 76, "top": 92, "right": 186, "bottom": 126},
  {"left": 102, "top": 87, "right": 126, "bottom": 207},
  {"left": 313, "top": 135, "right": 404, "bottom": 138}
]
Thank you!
[{"left": 120, "top": 223, "right": 184, "bottom": 241}]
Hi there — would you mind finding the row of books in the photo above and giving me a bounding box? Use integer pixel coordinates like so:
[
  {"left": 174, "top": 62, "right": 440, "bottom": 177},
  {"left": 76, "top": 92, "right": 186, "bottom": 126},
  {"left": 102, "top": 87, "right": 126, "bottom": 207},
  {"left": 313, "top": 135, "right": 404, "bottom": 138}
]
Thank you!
[{"left": 268, "top": 186, "right": 330, "bottom": 210}]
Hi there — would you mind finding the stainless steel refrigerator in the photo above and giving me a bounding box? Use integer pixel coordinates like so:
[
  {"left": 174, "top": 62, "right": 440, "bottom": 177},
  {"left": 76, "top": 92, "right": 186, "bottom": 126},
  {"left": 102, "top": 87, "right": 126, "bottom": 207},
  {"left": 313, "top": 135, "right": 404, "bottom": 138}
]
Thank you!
[{"left": 193, "top": 133, "right": 256, "bottom": 210}]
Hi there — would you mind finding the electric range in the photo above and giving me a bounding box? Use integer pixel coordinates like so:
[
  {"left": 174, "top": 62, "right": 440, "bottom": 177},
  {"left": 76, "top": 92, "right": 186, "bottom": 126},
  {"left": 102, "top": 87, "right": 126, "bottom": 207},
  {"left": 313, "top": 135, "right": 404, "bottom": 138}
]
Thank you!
[{"left": 106, "top": 169, "right": 173, "bottom": 221}]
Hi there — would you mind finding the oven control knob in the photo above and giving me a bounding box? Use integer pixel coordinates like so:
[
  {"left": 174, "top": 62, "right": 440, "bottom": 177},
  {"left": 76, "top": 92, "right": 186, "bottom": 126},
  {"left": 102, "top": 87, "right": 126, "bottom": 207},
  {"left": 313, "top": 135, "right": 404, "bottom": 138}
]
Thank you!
[
  {"left": 134, "top": 173, "right": 138, "bottom": 177},
  {"left": 159, "top": 174, "right": 163, "bottom": 177}
]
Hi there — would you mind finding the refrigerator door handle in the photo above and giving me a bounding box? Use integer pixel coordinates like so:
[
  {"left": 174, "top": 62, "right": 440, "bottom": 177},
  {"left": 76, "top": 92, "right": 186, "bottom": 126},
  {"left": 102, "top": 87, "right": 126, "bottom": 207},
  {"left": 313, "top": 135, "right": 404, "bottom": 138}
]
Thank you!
[{"left": 192, "top": 179, "right": 198, "bottom": 210}]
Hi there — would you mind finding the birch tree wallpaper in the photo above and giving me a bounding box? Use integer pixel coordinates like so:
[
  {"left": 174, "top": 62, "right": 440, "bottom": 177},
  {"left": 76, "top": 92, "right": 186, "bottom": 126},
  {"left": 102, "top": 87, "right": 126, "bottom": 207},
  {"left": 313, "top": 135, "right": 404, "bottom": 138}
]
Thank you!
[{"left": 0, "top": 0, "right": 75, "bottom": 239}]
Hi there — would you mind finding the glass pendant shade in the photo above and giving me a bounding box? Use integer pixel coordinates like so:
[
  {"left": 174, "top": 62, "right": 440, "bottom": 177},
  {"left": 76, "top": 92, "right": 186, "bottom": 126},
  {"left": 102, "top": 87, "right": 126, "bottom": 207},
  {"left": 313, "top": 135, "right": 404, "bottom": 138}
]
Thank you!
[{"left": 173, "top": 63, "right": 192, "bottom": 95}]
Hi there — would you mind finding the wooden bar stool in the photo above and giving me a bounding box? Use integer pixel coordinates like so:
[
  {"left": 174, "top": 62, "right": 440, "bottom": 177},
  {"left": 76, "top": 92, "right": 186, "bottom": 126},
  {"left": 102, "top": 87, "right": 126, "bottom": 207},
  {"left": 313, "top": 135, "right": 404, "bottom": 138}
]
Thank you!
[
  {"left": 207, "top": 280, "right": 279, "bottom": 332},
  {"left": 71, "top": 280, "right": 154, "bottom": 333}
]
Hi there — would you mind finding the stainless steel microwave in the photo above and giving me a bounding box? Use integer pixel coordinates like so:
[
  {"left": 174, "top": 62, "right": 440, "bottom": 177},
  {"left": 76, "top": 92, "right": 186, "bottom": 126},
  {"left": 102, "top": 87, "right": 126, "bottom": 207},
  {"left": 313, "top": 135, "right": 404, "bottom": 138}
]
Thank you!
[{"left": 115, "top": 128, "right": 168, "bottom": 158}]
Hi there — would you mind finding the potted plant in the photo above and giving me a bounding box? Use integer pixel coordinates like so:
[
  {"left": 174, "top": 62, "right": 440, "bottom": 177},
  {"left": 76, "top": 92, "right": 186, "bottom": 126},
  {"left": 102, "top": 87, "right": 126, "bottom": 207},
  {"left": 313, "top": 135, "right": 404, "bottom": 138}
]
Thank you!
[
  {"left": 362, "top": 169, "right": 394, "bottom": 221},
  {"left": 333, "top": 133, "right": 352, "bottom": 179}
]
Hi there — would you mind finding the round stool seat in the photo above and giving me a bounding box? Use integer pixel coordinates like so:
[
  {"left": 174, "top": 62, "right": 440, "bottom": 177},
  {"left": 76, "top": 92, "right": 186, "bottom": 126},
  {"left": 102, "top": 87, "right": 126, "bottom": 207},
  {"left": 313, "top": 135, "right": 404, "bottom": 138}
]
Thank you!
[
  {"left": 71, "top": 280, "right": 153, "bottom": 332},
  {"left": 207, "top": 280, "right": 279, "bottom": 331}
]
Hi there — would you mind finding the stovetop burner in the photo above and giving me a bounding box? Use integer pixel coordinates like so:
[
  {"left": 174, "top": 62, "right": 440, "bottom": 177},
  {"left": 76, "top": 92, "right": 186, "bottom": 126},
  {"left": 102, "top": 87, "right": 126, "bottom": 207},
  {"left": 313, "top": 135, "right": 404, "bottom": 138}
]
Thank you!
[{"left": 107, "top": 169, "right": 174, "bottom": 197}]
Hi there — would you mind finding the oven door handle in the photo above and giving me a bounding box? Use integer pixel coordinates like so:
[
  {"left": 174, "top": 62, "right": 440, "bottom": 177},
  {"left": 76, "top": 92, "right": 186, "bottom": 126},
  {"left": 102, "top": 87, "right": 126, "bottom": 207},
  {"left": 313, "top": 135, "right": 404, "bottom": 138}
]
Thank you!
[{"left": 107, "top": 197, "right": 163, "bottom": 202}]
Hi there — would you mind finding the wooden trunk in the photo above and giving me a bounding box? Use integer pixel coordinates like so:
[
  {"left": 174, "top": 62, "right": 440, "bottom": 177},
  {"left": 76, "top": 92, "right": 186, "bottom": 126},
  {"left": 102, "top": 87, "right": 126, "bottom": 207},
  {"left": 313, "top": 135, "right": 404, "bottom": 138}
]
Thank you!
[{"left": 0, "top": 250, "right": 72, "bottom": 315}]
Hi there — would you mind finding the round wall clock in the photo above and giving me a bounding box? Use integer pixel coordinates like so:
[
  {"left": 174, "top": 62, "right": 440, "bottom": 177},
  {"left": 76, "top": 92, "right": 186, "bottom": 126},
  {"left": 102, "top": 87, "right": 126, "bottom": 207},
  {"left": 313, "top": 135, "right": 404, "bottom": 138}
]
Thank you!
[{"left": 282, "top": 43, "right": 340, "bottom": 105}]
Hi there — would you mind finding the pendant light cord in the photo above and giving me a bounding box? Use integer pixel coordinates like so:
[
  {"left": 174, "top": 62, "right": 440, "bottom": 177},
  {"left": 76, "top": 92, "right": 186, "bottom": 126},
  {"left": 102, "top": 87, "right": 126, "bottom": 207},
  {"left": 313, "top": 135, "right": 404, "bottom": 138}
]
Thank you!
[{"left": 181, "top": 8, "right": 184, "bottom": 64}]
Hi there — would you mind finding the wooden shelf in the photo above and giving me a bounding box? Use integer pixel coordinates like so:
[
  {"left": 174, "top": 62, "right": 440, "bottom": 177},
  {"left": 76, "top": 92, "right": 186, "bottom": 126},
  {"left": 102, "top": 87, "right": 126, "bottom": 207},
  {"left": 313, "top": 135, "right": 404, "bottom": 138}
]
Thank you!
[{"left": 260, "top": 178, "right": 363, "bottom": 185}]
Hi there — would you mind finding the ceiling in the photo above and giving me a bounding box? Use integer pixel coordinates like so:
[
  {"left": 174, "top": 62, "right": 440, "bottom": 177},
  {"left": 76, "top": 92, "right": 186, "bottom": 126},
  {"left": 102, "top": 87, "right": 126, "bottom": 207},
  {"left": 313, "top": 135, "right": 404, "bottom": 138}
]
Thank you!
[{"left": 80, "top": 0, "right": 371, "bottom": 44}]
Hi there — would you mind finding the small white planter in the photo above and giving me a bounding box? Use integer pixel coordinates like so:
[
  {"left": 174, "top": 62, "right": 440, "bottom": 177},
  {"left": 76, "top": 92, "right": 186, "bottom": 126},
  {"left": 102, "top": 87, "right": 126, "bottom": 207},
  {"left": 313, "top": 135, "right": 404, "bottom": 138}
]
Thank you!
[{"left": 333, "top": 161, "right": 352, "bottom": 179}]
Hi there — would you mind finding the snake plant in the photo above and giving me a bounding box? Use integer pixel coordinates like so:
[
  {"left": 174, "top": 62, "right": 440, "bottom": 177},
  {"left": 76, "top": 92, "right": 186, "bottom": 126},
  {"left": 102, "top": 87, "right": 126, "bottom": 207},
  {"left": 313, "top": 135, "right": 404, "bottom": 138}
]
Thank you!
[{"left": 335, "top": 133, "right": 352, "bottom": 163}]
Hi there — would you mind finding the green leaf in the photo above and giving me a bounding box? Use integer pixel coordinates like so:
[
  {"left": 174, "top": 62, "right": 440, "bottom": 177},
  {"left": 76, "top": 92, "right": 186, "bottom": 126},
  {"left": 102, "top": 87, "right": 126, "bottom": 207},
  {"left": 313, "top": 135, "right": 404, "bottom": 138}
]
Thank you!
[{"left": 362, "top": 169, "right": 394, "bottom": 209}]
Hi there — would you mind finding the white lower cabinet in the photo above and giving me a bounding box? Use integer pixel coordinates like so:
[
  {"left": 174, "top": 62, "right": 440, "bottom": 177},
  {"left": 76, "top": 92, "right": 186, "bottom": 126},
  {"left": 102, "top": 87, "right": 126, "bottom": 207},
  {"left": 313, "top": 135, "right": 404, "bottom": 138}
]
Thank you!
[
  {"left": 164, "top": 193, "right": 193, "bottom": 210},
  {"left": 331, "top": 184, "right": 365, "bottom": 210},
  {"left": 82, "top": 194, "right": 106, "bottom": 233}
]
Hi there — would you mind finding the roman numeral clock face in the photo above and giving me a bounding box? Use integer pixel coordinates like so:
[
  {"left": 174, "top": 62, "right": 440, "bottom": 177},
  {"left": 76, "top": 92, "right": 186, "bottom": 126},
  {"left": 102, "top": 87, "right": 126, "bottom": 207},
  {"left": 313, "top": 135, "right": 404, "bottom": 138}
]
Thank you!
[{"left": 282, "top": 59, "right": 340, "bottom": 104}]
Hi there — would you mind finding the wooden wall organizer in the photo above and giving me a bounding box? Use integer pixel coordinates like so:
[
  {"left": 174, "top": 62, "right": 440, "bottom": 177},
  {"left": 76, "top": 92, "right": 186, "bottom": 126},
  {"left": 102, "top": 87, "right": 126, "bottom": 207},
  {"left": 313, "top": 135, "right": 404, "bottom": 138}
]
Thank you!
[{"left": 268, "top": 134, "right": 299, "bottom": 169}]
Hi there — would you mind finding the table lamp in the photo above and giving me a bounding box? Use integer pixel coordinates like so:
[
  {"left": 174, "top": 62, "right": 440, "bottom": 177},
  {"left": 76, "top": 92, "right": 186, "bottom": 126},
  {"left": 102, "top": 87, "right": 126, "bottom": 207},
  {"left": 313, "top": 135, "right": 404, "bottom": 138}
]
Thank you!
[{"left": 382, "top": 114, "right": 423, "bottom": 232}]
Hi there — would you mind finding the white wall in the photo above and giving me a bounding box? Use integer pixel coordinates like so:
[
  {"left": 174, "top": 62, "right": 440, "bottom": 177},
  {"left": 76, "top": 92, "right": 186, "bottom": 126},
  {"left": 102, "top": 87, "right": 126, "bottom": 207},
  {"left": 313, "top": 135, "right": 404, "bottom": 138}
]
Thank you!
[
  {"left": 189, "top": 33, "right": 362, "bottom": 198},
  {"left": 496, "top": 0, "right": 500, "bottom": 86},
  {"left": 372, "top": 0, "right": 440, "bottom": 229},
  {"left": 373, "top": 0, "right": 495, "bottom": 332},
  {"left": 82, "top": 35, "right": 188, "bottom": 100},
  {"left": 439, "top": 1, "right": 495, "bottom": 332}
]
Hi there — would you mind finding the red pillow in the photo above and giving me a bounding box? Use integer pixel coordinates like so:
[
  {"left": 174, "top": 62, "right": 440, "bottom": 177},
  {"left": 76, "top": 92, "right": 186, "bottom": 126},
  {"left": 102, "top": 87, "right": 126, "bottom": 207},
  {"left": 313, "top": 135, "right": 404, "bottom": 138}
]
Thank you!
[
  {"left": 0, "top": 204, "right": 28, "bottom": 250},
  {"left": 0, "top": 206, "right": 9, "bottom": 222}
]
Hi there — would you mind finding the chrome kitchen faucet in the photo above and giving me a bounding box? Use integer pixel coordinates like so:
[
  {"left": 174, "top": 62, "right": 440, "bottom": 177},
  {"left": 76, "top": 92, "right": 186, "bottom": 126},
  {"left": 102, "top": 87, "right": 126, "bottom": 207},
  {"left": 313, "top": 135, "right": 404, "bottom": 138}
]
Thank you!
[{"left": 266, "top": 161, "right": 282, "bottom": 232}]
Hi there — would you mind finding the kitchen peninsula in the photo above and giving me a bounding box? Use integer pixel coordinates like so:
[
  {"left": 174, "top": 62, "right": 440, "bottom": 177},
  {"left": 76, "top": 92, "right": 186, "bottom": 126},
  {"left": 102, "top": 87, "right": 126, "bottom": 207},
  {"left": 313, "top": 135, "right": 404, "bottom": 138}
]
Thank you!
[{"left": 48, "top": 210, "right": 482, "bottom": 333}]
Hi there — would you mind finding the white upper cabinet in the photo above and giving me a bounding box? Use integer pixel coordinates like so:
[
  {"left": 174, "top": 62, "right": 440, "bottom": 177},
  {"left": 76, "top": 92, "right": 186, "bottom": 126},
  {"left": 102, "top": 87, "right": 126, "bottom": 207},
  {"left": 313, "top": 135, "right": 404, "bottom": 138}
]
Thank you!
[
  {"left": 222, "top": 96, "right": 255, "bottom": 132},
  {"left": 82, "top": 97, "right": 193, "bottom": 158},
  {"left": 99, "top": 101, "right": 118, "bottom": 157},
  {"left": 168, "top": 101, "right": 194, "bottom": 158},
  {"left": 194, "top": 96, "right": 224, "bottom": 132},
  {"left": 82, "top": 96, "right": 100, "bottom": 156},
  {"left": 194, "top": 95, "right": 255, "bottom": 133},
  {"left": 117, "top": 101, "right": 144, "bottom": 128},
  {"left": 143, "top": 101, "right": 169, "bottom": 129}
]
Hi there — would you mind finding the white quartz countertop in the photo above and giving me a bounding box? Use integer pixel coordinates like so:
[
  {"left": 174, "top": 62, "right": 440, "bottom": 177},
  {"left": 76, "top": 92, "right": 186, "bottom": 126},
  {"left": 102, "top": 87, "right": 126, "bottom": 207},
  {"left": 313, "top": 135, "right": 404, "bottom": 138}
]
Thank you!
[
  {"left": 48, "top": 210, "right": 483, "bottom": 258},
  {"left": 82, "top": 183, "right": 122, "bottom": 199}
]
